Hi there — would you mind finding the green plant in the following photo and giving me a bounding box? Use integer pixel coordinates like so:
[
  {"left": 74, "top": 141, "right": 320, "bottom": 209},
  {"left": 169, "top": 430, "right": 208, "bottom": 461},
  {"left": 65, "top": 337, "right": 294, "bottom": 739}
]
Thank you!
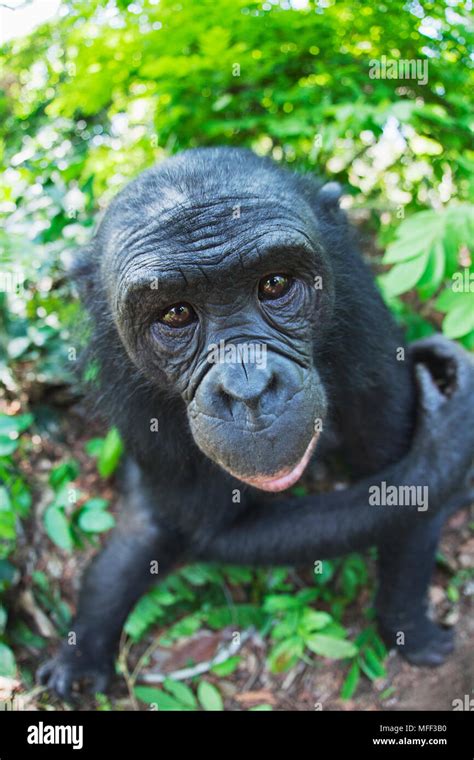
[
  {"left": 85, "top": 428, "right": 124, "bottom": 479},
  {"left": 135, "top": 678, "right": 224, "bottom": 711},
  {"left": 0, "top": 412, "right": 34, "bottom": 675},
  {"left": 44, "top": 459, "right": 116, "bottom": 551},
  {"left": 378, "top": 205, "right": 474, "bottom": 348}
]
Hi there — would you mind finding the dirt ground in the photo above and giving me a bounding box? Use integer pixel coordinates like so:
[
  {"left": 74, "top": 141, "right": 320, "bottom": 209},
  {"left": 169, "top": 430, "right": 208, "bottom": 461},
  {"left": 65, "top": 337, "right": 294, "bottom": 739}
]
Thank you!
[{"left": 8, "top": 401, "right": 472, "bottom": 712}]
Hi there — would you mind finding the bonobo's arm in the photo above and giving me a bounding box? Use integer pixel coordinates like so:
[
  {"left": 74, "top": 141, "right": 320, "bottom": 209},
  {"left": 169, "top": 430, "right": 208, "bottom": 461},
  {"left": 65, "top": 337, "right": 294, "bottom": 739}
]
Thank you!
[
  {"left": 37, "top": 481, "right": 187, "bottom": 700},
  {"left": 198, "top": 336, "right": 474, "bottom": 566}
]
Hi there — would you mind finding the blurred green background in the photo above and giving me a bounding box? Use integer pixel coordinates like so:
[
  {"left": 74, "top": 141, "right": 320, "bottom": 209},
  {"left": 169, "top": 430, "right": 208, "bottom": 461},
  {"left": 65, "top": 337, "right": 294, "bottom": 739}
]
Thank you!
[{"left": 0, "top": 0, "right": 473, "bottom": 711}]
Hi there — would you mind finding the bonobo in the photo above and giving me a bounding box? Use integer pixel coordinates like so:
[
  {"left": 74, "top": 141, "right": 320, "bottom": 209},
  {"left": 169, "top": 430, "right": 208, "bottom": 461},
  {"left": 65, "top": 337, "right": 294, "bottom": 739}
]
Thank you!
[{"left": 39, "top": 148, "right": 474, "bottom": 699}]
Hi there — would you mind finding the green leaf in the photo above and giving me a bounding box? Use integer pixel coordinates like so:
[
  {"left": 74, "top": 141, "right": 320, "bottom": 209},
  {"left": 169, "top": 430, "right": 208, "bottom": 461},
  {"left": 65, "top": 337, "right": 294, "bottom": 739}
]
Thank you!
[
  {"left": 299, "top": 609, "right": 333, "bottom": 633},
  {"left": 268, "top": 637, "right": 304, "bottom": 673},
  {"left": 436, "top": 287, "right": 459, "bottom": 312},
  {"left": 341, "top": 661, "right": 360, "bottom": 700},
  {"left": 363, "top": 647, "right": 386, "bottom": 678},
  {"left": 180, "top": 564, "right": 221, "bottom": 585},
  {"left": 359, "top": 647, "right": 386, "bottom": 680},
  {"left": 163, "top": 679, "right": 197, "bottom": 709},
  {"left": 442, "top": 296, "right": 474, "bottom": 339},
  {"left": 306, "top": 635, "right": 357, "bottom": 659},
  {"left": 11, "top": 478, "right": 32, "bottom": 516},
  {"left": 134, "top": 686, "right": 187, "bottom": 711},
  {"left": 49, "top": 461, "right": 80, "bottom": 490},
  {"left": 0, "top": 510, "right": 16, "bottom": 540},
  {"left": 85, "top": 438, "right": 105, "bottom": 457},
  {"left": 0, "top": 487, "right": 12, "bottom": 511},
  {"left": 447, "top": 585, "right": 459, "bottom": 603},
  {"left": 223, "top": 566, "right": 254, "bottom": 584},
  {"left": 211, "top": 656, "right": 241, "bottom": 676},
  {"left": 125, "top": 594, "right": 165, "bottom": 641},
  {"left": 417, "top": 240, "right": 446, "bottom": 299},
  {"left": 263, "top": 594, "right": 303, "bottom": 613},
  {"left": 158, "top": 613, "right": 203, "bottom": 646},
  {"left": 44, "top": 507, "right": 74, "bottom": 551},
  {"left": 81, "top": 498, "right": 109, "bottom": 511},
  {"left": 197, "top": 681, "right": 224, "bottom": 711},
  {"left": 205, "top": 604, "right": 264, "bottom": 630},
  {"left": 313, "top": 560, "right": 335, "bottom": 585},
  {"left": 383, "top": 237, "right": 427, "bottom": 265},
  {"left": 380, "top": 686, "right": 396, "bottom": 701},
  {"left": 0, "top": 437, "right": 18, "bottom": 457},
  {"left": 0, "top": 414, "right": 33, "bottom": 436},
  {"left": 0, "top": 642, "right": 16, "bottom": 677},
  {"left": 78, "top": 509, "right": 115, "bottom": 533},
  {"left": 10, "top": 620, "right": 46, "bottom": 649},
  {"left": 382, "top": 211, "right": 441, "bottom": 264},
  {"left": 98, "top": 428, "right": 124, "bottom": 478},
  {"left": 378, "top": 252, "right": 429, "bottom": 297}
]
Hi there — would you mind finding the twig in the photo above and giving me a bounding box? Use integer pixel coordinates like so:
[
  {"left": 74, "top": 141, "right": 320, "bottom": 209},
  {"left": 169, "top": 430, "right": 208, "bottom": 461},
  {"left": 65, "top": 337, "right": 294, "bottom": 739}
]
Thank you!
[
  {"left": 117, "top": 638, "right": 140, "bottom": 710},
  {"left": 137, "top": 627, "right": 255, "bottom": 684}
]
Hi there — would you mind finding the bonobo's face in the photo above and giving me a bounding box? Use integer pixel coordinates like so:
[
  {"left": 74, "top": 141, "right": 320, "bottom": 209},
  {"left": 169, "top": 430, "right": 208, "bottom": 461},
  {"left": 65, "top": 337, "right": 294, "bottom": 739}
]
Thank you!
[{"left": 100, "top": 149, "right": 334, "bottom": 491}]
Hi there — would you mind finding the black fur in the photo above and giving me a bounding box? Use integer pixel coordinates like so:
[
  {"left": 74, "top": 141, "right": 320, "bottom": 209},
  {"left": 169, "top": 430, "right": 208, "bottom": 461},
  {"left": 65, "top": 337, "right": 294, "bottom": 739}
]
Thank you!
[{"left": 38, "top": 148, "right": 474, "bottom": 699}]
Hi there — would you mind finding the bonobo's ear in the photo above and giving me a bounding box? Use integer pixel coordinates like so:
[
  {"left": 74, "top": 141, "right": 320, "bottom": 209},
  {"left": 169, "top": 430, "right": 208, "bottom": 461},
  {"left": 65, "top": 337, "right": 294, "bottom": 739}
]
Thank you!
[
  {"left": 316, "top": 182, "right": 346, "bottom": 225},
  {"left": 70, "top": 244, "right": 97, "bottom": 302},
  {"left": 317, "top": 181, "right": 343, "bottom": 209}
]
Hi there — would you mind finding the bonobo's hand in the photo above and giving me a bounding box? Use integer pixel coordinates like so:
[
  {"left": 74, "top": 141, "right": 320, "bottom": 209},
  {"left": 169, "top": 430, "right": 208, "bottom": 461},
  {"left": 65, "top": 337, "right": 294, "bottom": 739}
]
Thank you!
[
  {"left": 408, "top": 335, "right": 474, "bottom": 511},
  {"left": 37, "top": 636, "right": 114, "bottom": 702}
]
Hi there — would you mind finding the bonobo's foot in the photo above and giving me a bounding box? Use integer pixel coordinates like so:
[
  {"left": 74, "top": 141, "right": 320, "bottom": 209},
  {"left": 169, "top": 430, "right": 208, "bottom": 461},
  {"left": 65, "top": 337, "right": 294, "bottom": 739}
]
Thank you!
[
  {"left": 378, "top": 618, "right": 455, "bottom": 667},
  {"left": 402, "top": 625, "right": 454, "bottom": 667},
  {"left": 37, "top": 648, "right": 114, "bottom": 701}
]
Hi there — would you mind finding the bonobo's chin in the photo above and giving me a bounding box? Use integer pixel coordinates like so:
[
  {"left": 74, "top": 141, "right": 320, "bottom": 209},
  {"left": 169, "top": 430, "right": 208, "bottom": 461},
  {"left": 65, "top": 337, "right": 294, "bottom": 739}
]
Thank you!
[{"left": 229, "top": 433, "right": 320, "bottom": 493}]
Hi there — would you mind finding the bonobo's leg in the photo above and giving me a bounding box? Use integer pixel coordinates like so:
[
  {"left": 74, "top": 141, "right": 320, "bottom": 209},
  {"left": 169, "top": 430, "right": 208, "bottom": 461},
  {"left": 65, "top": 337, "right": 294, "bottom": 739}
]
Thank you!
[
  {"left": 38, "top": 481, "right": 184, "bottom": 700},
  {"left": 375, "top": 513, "right": 454, "bottom": 666}
]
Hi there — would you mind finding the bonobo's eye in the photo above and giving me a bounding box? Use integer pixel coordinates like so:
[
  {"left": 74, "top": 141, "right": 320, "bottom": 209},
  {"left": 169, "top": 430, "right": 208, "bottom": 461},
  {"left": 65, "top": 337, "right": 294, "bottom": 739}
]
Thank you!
[
  {"left": 258, "top": 273, "right": 293, "bottom": 301},
  {"left": 159, "top": 303, "right": 197, "bottom": 328}
]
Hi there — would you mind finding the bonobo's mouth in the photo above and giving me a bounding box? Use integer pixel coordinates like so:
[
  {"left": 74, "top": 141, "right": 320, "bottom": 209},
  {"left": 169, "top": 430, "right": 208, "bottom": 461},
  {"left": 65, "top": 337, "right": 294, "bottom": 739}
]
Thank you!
[{"left": 230, "top": 433, "right": 320, "bottom": 492}]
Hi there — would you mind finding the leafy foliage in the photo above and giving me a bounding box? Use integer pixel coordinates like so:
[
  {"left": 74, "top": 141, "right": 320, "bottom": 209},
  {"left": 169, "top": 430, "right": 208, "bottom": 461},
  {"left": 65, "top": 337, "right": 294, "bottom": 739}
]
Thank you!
[
  {"left": 134, "top": 678, "right": 224, "bottom": 711},
  {"left": 379, "top": 206, "right": 474, "bottom": 346}
]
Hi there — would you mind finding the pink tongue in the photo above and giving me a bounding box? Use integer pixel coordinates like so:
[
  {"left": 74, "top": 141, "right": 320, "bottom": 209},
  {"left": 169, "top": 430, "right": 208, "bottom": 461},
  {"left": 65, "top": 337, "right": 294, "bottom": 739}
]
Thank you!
[{"left": 233, "top": 433, "right": 319, "bottom": 493}]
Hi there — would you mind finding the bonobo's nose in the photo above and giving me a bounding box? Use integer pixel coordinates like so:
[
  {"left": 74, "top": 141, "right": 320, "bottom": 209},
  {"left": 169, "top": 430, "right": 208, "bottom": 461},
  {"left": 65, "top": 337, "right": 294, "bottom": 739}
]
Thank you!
[
  {"left": 218, "top": 362, "right": 276, "bottom": 413},
  {"left": 189, "top": 351, "right": 315, "bottom": 433}
]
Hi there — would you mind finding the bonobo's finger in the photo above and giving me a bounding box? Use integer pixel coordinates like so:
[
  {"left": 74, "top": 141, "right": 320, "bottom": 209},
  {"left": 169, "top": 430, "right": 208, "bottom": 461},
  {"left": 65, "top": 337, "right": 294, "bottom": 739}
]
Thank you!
[
  {"left": 86, "top": 671, "right": 111, "bottom": 695},
  {"left": 411, "top": 338, "right": 474, "bottom": 420},
  {"left": 411, "top": 335, "right": 474, "bottom": 395},
  {"left": 53, "top": 667, "right": 75, "bottom": 702},
  {"left": 415, "top": 363, "right": 445, "bottom": 414},
  {"left": 410, "top": 333, "right": 466, "bottom": 360},
  {"left": 37, "top": 659, "right": 54, "bottom": 685}
]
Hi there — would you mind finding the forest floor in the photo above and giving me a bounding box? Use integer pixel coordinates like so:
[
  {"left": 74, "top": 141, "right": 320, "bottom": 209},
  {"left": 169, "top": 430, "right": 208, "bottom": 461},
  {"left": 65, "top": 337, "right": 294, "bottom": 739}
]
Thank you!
[{"left": 7, "top": 400, "right": 473, "bottom": 713}]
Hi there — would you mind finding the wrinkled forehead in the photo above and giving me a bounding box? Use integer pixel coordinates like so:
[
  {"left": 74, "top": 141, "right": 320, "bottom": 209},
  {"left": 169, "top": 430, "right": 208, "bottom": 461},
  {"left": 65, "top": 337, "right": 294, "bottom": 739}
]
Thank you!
[{"left": 100, "top": 190, "right": 320, "bottom": 288}]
